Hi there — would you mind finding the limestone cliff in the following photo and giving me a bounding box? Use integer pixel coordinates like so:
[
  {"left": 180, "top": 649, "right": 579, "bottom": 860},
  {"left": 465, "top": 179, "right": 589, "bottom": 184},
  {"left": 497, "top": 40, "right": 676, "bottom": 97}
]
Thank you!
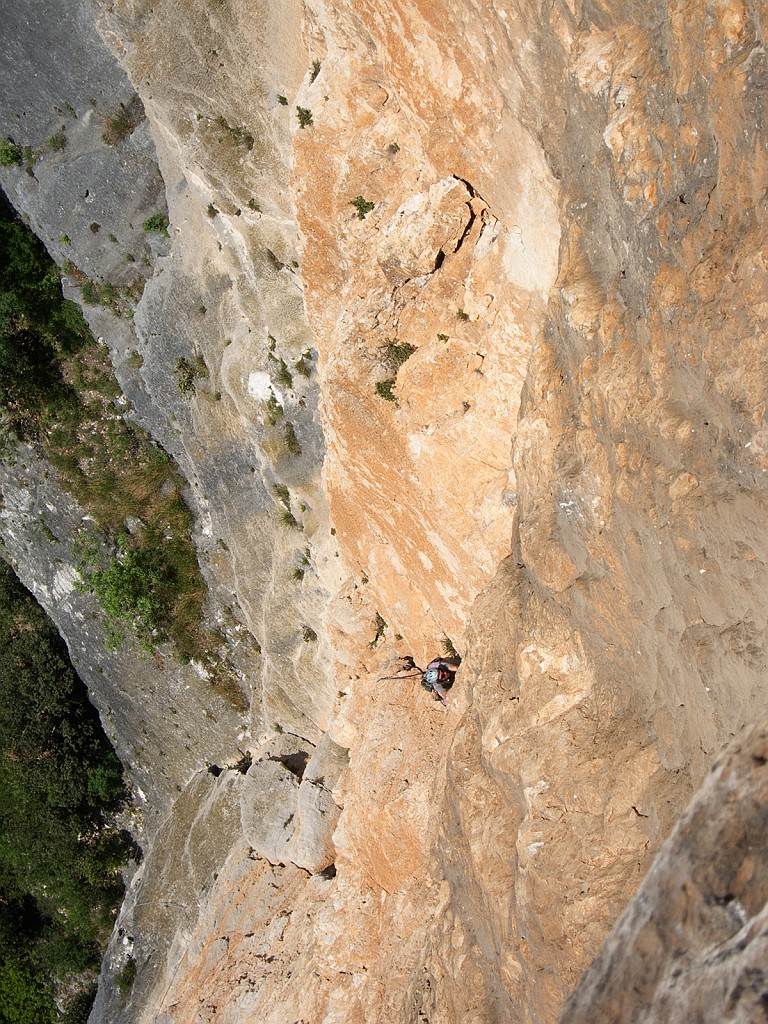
[{"left": 2, "top": 0, "right": 768, "bottom": 1021}]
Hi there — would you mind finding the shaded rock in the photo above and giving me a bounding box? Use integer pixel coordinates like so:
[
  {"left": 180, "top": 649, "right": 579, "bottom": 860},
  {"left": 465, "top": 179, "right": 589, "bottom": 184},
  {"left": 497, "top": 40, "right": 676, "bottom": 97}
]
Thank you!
[{"left": 561, "top": 716, "right": 768, "bottom": 1024}]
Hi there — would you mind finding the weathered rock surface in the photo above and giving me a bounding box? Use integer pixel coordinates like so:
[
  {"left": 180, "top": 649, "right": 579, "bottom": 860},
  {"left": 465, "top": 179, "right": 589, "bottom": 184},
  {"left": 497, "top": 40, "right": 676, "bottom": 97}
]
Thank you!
[
  {"left": 561, "top": 716, "right": 768, "bottom": 1024},
  {"left": 3, "top": 0, "right": 768, "bottom": 1021}
]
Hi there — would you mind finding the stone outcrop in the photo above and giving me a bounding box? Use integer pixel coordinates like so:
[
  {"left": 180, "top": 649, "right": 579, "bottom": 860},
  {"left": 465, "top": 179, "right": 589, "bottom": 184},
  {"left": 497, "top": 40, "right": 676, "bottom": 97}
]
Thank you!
[
  {"left": 561, "top": 716, "right": 768, "bottom": 1024},
  {"left": 2, "top": 0, "right": 768, "bottom": 1021}
]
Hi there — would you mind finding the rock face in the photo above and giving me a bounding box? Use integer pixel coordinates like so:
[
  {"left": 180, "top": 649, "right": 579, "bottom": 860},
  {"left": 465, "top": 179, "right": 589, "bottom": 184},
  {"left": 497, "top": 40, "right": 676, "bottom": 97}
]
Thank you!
[
  {"left": 2, "top": 0, "right": 768, "bottom": 1021},
  {"left": 561, "top": 716, "right": 768, "bottom": 1024}
]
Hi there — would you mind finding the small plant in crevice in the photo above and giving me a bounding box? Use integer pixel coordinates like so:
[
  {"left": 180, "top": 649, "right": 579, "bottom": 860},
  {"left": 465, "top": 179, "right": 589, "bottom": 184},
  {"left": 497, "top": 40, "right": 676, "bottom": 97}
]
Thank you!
[
  {"left": 174, "top": 355, "right": 208, "bottom": 398},
  {"left": 309, "top": 59, "right": 322, "bottom": 83},
  {"left": 369, "top": 612, "right": 387, "bottom": 648},
  {"left": 46, "top": 130, "right": 67, "bottom": 152},
  {"left": 388, "top": 141, "right": 400, "bottom": 154},
  {"left": 273, "top": 482, "right": 291, "bottom": 509},
  {"left": 296, "top": 107, "right": 313, "bottom": 129},
  {"left": 437, "top": 332, "right": 449, "bottom": 341},
  {"left": 262, "top": 393, "right": 283, "bottom": 426},
  {"left": 247, "top": 198, "right": 261, "bottom": 212},
  {"left": 0, "top": 136, "right": 23, "bottom": 167},
  {"left": 350, "top": 195, "right": 375, "bottom": 220},
  {"left": 442, "top": 636, "right": 459, "bottom": 658},
  {"left": 375, "top": 378, "right": 396, "bottom": 402},
  {"left": 295, "top": 351, "right": 313, "bottom": 378},
  {"left": 302, "top": 625, "right": 318, "bottom": 643},
  {"left": 115, "top": 955, "right": 137, "bottom": 995},
  {"left": 213, "top": 115, "right": 254, "bottom": 149},
  {"left": 382, "top": 337, "right": 417, "bottom": 368},
  {"left": 143, "top": 212, "right": 169, "bottom": 237},
  {"left": 101, "top": 102, "right": 137, "bottom": 145},
  {"left": 276, "top": 358, "right": 293, "bottom": 389},
  {"left": 207, "top": 203, "right": 218, "bottom": 219},
  {"left": 283, "top": 421, "right": 302, "bottom": 455},
  {"left": 278, "top": 507, "right": 301, "bottom": 530},
  {"left": 277, "top": 95, "right": 289, "bottom": 106},
  {"left": 456, "top": 308, "right": 470, "bottom": 322}
]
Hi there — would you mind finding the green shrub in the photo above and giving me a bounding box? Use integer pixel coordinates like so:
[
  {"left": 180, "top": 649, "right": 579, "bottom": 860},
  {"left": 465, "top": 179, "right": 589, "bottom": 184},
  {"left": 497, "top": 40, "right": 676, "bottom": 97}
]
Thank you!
[
  {"left": 115, "top": 956, "right": 137, "bottom": 994},
  {"left": 175, "top": 355, "right": 207, "bottom": 398},
  {"left": 263, "top": 393, "right": 283, "bottom": 425},
  {"left": 101, "top": 103, "right": 136, "bottom": 145},
  {"left": 302, "top": 625, "right": 318, "bottom": 642},
  {"left": 296, "top": 107, "right": 313, "bottom": 129},
  {"left": 142, "top": 212, "right": 169, "bottom": 236},
  {"left": 369, "top": 612, "right": 387, "bottom": 648},
  {"left": 350, "top": 195, "right": 375, "bottom": 220},
  {"left": 46, "top": 131, "right": 67, "bottom": 152},
  {"left": 375, "top": 378, "right": 396, "bottom": 401},
  {"left": 247, "top": 198, "right": 261, "bottom": 212},
  {"left": 388, "top": 141, "right": 400, "bottom": 154},
  {"left": 283, "top": 421, "right": 301, "bottom": 455},
  {"left": 456, "top": 308, "right": 470, "bottom": 321},
  {"left": 277, "top": 95, "right": 288, "bottom": 106},
  {"left": 295, "top": 352, "right": 312, "bottom": 378},
  {"left": 213, "top": 115, "right": 254, "bottom": 149},
  {"left": 0, "top": 137, "right": 22, "bottom": 167},
  {"left": 276, "top": 358, "right": 293, "bottom": 389},
  {"left": 309, "top": 59, "right": 321, "bottom": 83},
  {"left": 382, "top": 337, "right": 416, "bottom": 367}
]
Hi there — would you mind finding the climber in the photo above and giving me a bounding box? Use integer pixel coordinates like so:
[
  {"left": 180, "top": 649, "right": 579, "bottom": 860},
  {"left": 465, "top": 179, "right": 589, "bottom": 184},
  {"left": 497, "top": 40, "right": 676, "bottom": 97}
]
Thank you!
[{"left": 422, "top": 654, "right": 461, "bottom": 705}]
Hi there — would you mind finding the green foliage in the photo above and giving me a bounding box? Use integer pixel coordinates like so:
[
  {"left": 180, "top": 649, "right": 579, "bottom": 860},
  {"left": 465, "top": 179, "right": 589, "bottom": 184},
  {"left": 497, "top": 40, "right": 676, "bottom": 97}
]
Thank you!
[
  {"left": 273, "top": 483, "right": 291, "bottom": 508},
  {"left": 59, "top": 234, "right": 71, "bottom": 246},
  {"left": 295, "top": 351, "right": 312, "bottom": 378},
  {"left": 0, "top": 960, "right": 57, "bottom": 1024},
  {"left": 382, "top": 337, "right": 417, "bottom": 368},
  {"left": 279, "top": 507, "right": 301, "bottom": 530},
  {"left": 302, "top": 625, "right": 317, "bottom": 643},
  {"left": 437, "top": 332, "right": 449, "bottom": 341},
  {"left": 263, "top": 393, "right": 283, "bottom": 426},
  {"left": 296, "top": 107, "right": 313, "bottom": 129},
  {"left": 0, "top": 200, "right": 210, "bottom": 665},
  {"left": 213, "top": 115, "right": 254, "bottom": 149},
  {"left": 309, "top": 59, "right": 321, "bottom": 83},
  {"left": 175, "top": 355, "right": 207, "bottom": 398},
  {"left": 275, "top": 358, "right": 293, "bottom": 389},
  {"left": 375, "top": 378, "right": 396, "bottom": 401},
  {"left": 0, "top": 562, "right": 129, "bottom": 1014},
  {"left": 0, "top": 138, "right": 22, "bottom": 167},
  {"left": 277, "top": 95, "right": 288, "bottom": 106},
  {"left": 369, "top": 612, "right": 387, "bottom": 648},
  {"left": 101, "top": 103, "right": 135, "bottom": 145},
  {"left": 350, "top": 195, "right": 375, "bottom": 220},
  {"left": 115, "top": 955, "right": 136, "bottom": 994},
  {"left": 456, "top": 308, "right": 470, "bottom": 321},
  {"left": 442, "top": 636, "right": 459, "bottom": 658},
  {"left": 46, "top": 132, "right": 67, "bottom": 153},
  {"left": 142, "top": 212, "right": 169, "bottom": 236},
  {"left": 283, "top": 421, "right": 301, "bottom": 455},
  {"left": 76, "top": 533, "right": 166, "bottom": 649},
  {"left": 388, "top": 141, "right": 400, "bottom": 154},
  {"left": 247, "top": 198, "right": 261, "bottom": 212}
]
